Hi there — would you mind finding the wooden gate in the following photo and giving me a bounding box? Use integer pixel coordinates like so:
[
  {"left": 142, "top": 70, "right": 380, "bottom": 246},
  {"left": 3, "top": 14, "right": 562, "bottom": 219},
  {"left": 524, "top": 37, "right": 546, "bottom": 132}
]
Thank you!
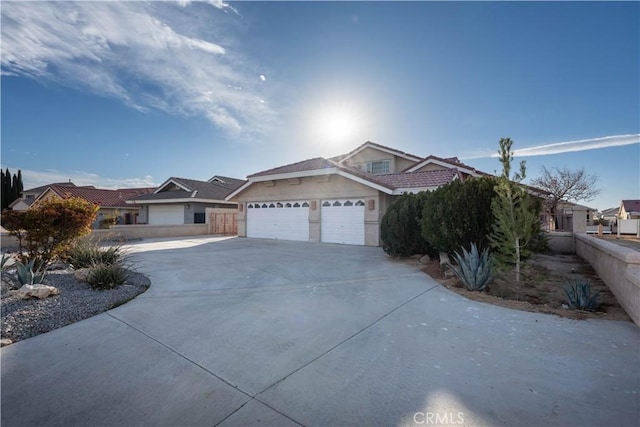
[{"left": 209, "top": 212, "right": 237, "bottom": 235}]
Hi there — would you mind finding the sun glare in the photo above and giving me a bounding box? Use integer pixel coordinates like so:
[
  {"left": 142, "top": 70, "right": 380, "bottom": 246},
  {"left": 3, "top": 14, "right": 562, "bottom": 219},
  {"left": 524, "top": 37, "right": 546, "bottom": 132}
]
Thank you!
[{"left": 311, "top": 102, "right": 366, "bottom": 148}]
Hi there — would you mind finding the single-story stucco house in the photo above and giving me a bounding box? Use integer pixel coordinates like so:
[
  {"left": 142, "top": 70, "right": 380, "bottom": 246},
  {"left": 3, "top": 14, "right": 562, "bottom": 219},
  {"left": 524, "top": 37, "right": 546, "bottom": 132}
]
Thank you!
[
  {"left": 226, "top": 141, "right": 490, "bottom": 246},
  {"left": 618, "top": 199, "right": 640, "bottom": 219},
  {"left": 127, "top": 176, "right": 244, "bottom": 225},
  {"left": 31, "top": 184, "right": 156, "bottom": 228}
]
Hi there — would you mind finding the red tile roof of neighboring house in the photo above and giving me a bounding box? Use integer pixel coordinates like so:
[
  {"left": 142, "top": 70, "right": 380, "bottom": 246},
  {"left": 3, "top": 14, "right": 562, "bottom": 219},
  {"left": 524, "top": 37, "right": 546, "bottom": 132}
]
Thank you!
[
  {"left": 622, "top": 199, "right": 640, "bottom": 214},
  {"left": 47, "top": 185, "right": 156, "bottom": 208},
  {"left": 23, "top": 182, "right": 76, "bottom": 194},
  {"left": 249, "top": 157, "right": 336, "bottom": 178}
]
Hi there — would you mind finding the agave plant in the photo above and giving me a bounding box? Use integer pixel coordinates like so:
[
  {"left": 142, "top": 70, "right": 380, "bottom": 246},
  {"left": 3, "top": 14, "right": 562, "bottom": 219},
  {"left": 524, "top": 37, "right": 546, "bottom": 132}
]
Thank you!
[
  {"left": 448, "top": 243, "right": 492, "bottom": 291},
  {"left": 563, "top": 279, "right": 600, "bottom": 311},
  {"left": 8, "top": 260, "right": 48, "bottom": 287}
]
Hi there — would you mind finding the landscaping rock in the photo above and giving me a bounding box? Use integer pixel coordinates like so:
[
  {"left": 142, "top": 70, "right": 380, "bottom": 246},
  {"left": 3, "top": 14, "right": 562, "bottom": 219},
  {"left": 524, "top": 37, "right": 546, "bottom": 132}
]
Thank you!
[
  {"left": 0, "top": 339, "right": 12, "bottom": 347},
  {"left": 15, "top": 284, "right": 60, "bottom": 300},
  {"left": 74, "top": 268, "right": 90, "bottom": 282},
  {"left": 419, "top": 255, "right": 430, "bottom": 265}
]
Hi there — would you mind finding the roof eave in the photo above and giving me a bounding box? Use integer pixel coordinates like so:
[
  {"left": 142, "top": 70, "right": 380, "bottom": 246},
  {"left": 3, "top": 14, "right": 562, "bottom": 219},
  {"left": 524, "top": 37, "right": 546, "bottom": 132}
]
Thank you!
[{"left": 127, "top": 198, "right": 235, "bottom": 205}]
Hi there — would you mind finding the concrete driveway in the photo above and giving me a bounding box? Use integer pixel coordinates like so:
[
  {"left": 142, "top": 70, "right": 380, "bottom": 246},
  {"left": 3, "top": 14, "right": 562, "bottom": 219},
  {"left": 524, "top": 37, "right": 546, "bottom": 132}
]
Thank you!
[{"left": 2, "top": 237, "right": 638, "bottom": 426}]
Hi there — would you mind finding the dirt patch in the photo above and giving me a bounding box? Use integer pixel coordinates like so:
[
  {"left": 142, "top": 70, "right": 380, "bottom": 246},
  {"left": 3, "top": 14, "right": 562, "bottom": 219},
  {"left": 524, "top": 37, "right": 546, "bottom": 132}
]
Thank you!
[{"left": 421, "top": 253, "right": 631, "bottom": 322}]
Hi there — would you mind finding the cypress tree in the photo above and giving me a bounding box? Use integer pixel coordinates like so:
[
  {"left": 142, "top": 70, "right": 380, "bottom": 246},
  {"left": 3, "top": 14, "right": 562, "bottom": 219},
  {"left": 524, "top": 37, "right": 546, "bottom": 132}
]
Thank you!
[
  {"left": 11, "top": 173, "right": 19, "bottom": 205},
  {"left": 1, "top": 169, "right": 5, "bottom": 210},
  {"left": 17, "top": 170, "right": 23, "bottom": 196},
  {"left": 3, "top": 168, "right": 11, "bottom": 210},
  {"left": 488, "top": 138, "right": 539, "bottom": 282}
]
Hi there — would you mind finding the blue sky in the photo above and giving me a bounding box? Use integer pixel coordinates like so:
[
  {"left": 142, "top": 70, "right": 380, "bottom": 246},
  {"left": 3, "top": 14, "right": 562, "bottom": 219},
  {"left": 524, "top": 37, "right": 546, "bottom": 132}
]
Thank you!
[{"left": 1, "top": 1, "right": 638, "bottom": 210}]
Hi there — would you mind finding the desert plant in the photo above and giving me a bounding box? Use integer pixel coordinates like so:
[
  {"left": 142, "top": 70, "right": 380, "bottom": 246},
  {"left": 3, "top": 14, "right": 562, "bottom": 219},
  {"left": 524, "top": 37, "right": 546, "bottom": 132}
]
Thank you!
[
  {"left": 67, "top": 241, "right": 127, "bottom": 269},
  {"left": 86, "top": 262, "right": 128, "bottom": 290},
  {"left": 1, "top": 253, "right": 12, "bottom": 272},
  {"left": 448, "top": 243, "right": 492, "bottom": 291},
  {"left": 2, "top": 196, "right": 99, "bottom": 265},
  {"left": 563, "top": 279, "right": 600, "bottom": 311},
  {"left": 3, "top": 259, "right": 48, "bottom": 288}
]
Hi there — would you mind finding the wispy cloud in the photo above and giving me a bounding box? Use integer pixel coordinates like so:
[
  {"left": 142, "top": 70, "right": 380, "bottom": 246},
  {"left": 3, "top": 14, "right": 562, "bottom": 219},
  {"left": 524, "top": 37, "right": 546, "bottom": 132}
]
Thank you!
[
  {"left": 463, "top": 134, "right": 640, "bottom": 159},
  {"left": 4, "top": 167, "right": 158, "bottom": 191},
  {"left": 1, "top": 1, "right": 274, "bottom": 137}
]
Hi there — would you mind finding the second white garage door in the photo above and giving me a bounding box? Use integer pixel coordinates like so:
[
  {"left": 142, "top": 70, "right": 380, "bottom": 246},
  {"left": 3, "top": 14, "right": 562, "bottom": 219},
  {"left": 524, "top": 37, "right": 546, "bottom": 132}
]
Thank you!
[
  {"left": 246, "top": 201, "right": 309, "bottom": 241},
  {"left": 148, "top": 205, "right": 184, "bottom": 225},
  {"left": 321, "top": 199, "right": 365, "bottom": 245}
]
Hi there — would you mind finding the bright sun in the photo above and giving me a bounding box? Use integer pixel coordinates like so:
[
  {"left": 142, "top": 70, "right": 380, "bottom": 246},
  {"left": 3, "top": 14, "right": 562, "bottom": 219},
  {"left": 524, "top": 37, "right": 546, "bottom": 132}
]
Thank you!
[{"left": 311, "top": 102, "right": 365, "bottom": 147}]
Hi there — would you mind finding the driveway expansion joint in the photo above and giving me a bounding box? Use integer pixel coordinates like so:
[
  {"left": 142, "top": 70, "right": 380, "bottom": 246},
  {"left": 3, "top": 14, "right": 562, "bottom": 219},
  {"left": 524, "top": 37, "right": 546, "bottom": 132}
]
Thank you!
[
  {"left": 254, "top": 283, "right": 439, "bottom": 398},
  {"left": 106, "top": 312, "right": 253, "bottom": 398}
]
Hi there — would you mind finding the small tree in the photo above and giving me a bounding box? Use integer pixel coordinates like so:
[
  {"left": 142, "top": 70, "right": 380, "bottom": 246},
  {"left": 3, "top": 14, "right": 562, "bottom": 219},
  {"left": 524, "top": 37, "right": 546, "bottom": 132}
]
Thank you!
[
  {"left": 530, "top": 166, "right": 599, "bottom": 229},
  {"left": 2, "top": 197, "right": 99, "bottom": 265},
  {"left": 381, "top": 192, "right": 435, "bottom": 257},
  {"left": 489, "top": 138, "right": 539, "bottom": 282}
]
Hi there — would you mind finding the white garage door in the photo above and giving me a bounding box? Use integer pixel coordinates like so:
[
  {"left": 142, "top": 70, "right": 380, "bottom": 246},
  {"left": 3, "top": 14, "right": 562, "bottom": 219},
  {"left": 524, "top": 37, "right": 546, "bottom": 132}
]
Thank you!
[
  {"left": 246, "top": 201, "right": 309, "bottom": 241},
  {"left": 321, "top": 199, "right": 365, "bottom": 245},
  {"left": 148, "top": 205, "right": 184, "bottom": 225}
]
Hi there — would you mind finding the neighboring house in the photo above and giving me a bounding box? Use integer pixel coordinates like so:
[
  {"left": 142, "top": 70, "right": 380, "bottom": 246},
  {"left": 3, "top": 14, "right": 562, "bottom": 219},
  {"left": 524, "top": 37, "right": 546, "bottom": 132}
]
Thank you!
[
  {"left": 10, "top": 181, "right": 78, "bottom": 211},
  {"left": 551, "top": 201, "right": 598, "bottom": 231},
  {"left": 32, "top": 185, "right": 156, "bottom": 228},
  {"left": 618, "top": 200, "right": 640, "bottom": 219},
  {"left": 226, "top": 141, "right": 489, "bottom": 246},
  {"left": 127, "top": 176, "right": 244, "bottom": 225},
  {"left": 599, "top": 207, "right": 619, "bottom": 224},
  {"left": 8, "top": 198, "right": 31, "bottom": 211}
]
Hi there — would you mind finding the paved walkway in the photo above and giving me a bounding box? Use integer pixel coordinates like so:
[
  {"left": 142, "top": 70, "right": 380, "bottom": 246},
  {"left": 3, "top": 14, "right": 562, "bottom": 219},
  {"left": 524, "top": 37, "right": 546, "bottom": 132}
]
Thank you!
[{"left": 2, "top": 237, "right": 638, "bottom": 426}]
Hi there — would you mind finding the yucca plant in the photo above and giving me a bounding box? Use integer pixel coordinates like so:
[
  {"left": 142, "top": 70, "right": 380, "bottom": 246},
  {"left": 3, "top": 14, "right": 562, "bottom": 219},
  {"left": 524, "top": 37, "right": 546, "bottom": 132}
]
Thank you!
[
  {"left": 563, "top": 279, "right": 600, "bottom": 311},
  {"left": 448, "top": 243, "right": 492, "bottom": 291},
  {"left": 86, "top": 262, "right": 128, "bottom": 290},
  {"left": 67, "top": 241, "right": 127, "bottom": 269}
]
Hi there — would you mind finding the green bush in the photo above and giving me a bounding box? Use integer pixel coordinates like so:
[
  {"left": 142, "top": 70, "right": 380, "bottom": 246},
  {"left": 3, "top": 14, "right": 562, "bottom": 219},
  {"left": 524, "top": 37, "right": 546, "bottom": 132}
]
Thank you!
[
  {"left": 381, "top": 192, "right": 436, "bottom": 257},
  {"left": 449, "top": 243, "right": 492, "bottom": 291},
  {"left": 86, "top": 263, "right": 128, "bottom": 290},
  {"left": 421, "top": 177, "right": 497, "bottom": 254},
  {"left": 67, "top": 241, "right": 127, "bottom": 269},
  {"left": 563, "top": 279, "right": 600, "bottom": 311}
]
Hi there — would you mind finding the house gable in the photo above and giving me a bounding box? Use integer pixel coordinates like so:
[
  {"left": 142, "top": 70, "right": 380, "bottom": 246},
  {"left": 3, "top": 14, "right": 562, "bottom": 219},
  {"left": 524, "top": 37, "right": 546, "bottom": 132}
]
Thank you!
[
  {"left": 404, "top": 156, "right": 482, "bottom": 178},
  {"left": 336, "top": 141, "right": 421, "bottom": 174}
]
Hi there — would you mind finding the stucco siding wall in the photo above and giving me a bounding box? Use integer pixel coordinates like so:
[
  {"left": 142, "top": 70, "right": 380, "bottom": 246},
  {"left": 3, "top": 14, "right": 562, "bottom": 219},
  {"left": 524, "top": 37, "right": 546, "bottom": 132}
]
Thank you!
[
  {"left": 575, "top": 234, "right": 640, "bottom": 326},
  {"left": 342, "top": 147, "right": 416, "bottom": 173}
]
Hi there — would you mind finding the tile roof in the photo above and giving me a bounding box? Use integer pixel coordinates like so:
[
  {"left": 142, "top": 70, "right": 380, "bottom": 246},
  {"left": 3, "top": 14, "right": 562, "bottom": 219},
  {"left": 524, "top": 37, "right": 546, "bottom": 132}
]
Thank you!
[
  {"left": 23, "top": 182, "right": 76, "bottom": 194},
  {"left": 208, "top": 175, "right": 247, "bottom": 190},
  {"left": 48, "top": 186, "right": 156, "bottom": 208},
  {"left": 248, "top": 158, "right": 336, "bottom": 178},
  {"left": 403, "top": 155, "right": 488, "bottom": 175},
  {"left": 622, "top": 199, "right": 640, "bottom": 213},
  {"left": 375, "top": 169, "right": 459, "bottom": 189},
  {"left": 132, "top": 176, "right": 245, "bottom": 202}
]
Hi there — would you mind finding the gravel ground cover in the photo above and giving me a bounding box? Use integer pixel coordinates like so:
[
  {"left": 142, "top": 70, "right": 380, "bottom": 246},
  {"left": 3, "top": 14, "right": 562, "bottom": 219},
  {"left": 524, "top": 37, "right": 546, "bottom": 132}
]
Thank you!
[{"left": 1, "top": 268, "right": 150, "bottom": 344}]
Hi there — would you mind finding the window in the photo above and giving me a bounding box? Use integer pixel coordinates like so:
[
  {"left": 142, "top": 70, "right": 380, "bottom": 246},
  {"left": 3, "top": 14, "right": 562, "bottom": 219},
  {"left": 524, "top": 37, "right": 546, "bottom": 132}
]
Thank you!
[
  {"left": 366, "top": 160, "right": 390, "bottom": 174},
  {"left": 194, "top": 212, "right": 206, "bottom": 224}
]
